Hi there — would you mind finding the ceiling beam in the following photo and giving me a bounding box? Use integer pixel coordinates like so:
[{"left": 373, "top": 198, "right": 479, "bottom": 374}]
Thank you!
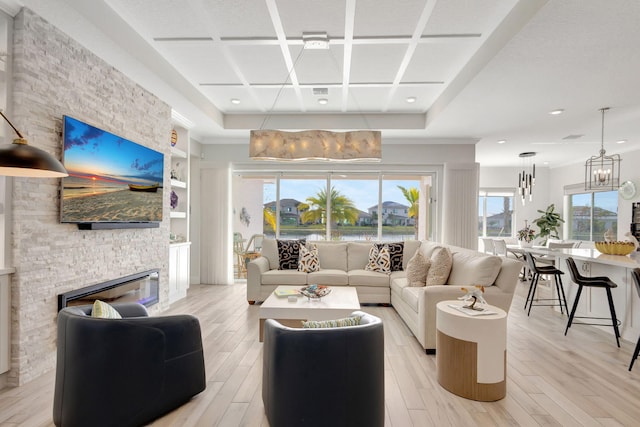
[{"left": 224, "top": 113, "right": 426, "bottom": 130}]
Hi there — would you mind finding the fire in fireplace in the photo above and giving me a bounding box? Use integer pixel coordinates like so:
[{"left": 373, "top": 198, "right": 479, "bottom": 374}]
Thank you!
[{"left": 58, "top": 269, "right": 160, "bottom": 311}]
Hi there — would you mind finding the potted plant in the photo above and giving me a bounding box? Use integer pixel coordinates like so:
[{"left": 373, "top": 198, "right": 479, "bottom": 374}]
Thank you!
[
  {"left": 517, "top": 221, "right": 536, "bottom": 248},
  {"left": 533, "top": 204, "right": 564, "bottom": 246}
]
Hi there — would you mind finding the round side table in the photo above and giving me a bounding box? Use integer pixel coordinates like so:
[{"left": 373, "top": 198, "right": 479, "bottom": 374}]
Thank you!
[{"left": 436, "top": 300, "right": 507, "bottom": 401}]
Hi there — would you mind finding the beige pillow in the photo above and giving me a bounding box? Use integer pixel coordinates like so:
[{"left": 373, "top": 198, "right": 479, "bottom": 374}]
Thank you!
[
  {"left": 406, "top": 250, "right": 430, "bottom": 287},
  {"left": 426, "top": 246, "right": 452, "bottom": 286},
  {"left": 448, "top": 252, "right": 502, "bottom": 286}
]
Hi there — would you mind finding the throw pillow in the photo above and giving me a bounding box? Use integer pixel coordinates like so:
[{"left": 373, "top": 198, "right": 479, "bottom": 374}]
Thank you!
[
  {"left": 277, "top": 239, "right": 306, "bottom": 270},
  {"left": 376, "top": 242, "right": 404, "bottom": 271},
  {"left": 406, "top": 250, "right": 430, "bottom": 287},
  {"left": 298, "top": 243, "right": 320, "bottom": 273},
  {"left": 91, "top": 300, "right": 122, "bottom": 319},
  {"left": 302, "top": 315, "right": 363, "bottom": 328},
  {"left": 426, "top": 246, "right": 453, "bottom": 286},
  {"left": 365, "top": 244, "right": 391, "bottom": 274}
]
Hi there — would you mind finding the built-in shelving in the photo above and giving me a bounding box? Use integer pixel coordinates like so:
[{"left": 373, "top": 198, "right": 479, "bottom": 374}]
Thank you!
[{"left": 169, "top": 111, "right": 192, "bottom": 304}]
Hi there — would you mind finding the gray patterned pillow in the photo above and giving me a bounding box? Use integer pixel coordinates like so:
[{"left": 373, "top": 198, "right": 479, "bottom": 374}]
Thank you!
[
  {"left": 426, "top": 246, "right": 452, "bottom": 286},
  {"left": 406, "top": 250, "right": 430, "bottom": 287},
  {"left": 297, "top": 243, "right": 320, "bottom": 273},
  {"left": 277, "top": 239, "right": 306, "bottom": 270},
  {"left": 365, "top": 244, "right": 391, "bottom": 274}
]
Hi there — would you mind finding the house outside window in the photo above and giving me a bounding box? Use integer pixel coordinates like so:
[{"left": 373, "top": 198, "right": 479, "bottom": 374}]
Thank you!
[
  {"left": 568, "top": 190, "right": 618, "bottom": 241},
  {"left": 478, "top": 189, "right": 514, "bottom": 237}
]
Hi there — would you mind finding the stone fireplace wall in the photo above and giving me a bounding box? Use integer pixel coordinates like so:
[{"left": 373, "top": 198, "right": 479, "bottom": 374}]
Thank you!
[{"left": 7, "top": 8, "right": 171, "bottom": 386}]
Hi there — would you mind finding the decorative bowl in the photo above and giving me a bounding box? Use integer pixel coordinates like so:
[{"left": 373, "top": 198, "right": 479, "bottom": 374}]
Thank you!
[
  {"left": 595, "top": 241, "right": 635, "bottom": 256},
  {"left": 299, "top": 285, "right": 331, "bottom": 299}
]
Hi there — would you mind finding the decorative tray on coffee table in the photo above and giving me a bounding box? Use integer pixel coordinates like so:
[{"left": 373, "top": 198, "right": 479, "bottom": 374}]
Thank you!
[{"left": 299, "top": 284, "right": 331, "bottom": 300}]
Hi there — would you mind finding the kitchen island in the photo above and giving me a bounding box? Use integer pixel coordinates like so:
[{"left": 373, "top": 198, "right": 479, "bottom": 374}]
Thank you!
[{"left": 509, "top": 245, "right": 640, "bottom": 342}]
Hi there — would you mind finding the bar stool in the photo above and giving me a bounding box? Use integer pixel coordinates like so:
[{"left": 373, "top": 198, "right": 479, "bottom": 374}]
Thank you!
[
  {"left": 628, "top": 268, "right": 640, "bottom": 370},
  {"left": 524, "top": 252, "right": 569, "bottom": 316},
  {"left": 565, "top": 257, "right": 620, "bottom": 347}
]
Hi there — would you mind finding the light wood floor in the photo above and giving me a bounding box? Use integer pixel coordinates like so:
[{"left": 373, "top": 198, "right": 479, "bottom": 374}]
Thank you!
[{"left": 2, "top": 280, "right": 640, "bottom": 427}]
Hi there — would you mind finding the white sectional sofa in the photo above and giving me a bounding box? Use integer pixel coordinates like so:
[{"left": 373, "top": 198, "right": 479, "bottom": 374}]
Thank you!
[
  {"left": 390, "top": 240, "right": 521, "bottom": 352},
  {"left": 247, "top": 239, "right": 421, "bottom": 304},
  {"left": 247, "top": 238, "right": 521, "bottom": 352}
]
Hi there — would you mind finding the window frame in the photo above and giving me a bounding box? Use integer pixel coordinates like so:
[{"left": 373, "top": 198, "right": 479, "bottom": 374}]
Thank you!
[
  {"left": 478, "top": 188, "right": 515, "bottom": 238},
  {"left": 565, "top": 187, "right": 619, "bottom": 242}
]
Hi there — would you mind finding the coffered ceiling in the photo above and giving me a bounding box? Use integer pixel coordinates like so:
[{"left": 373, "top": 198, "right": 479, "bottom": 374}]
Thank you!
[{"left": 7, "top": 0, "right": 640, "bottom": 167}]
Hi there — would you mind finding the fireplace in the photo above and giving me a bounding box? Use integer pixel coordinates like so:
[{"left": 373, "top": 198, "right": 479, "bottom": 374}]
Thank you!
[{"left": 58, "top": 269, "right": 160, "bottom": 311}]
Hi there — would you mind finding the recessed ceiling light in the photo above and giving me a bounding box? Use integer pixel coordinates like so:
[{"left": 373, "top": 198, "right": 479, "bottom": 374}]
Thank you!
[
  {"left": 406, "top": 96, "right": 417, "bottom": 103},
  {"left": 497, "top": 139, "right": 506, "bottom": 144},
  {"left": 318, "top": 98, "right": 328, "bottom": 105},
  {"left": 549, "top": 109, "right": 564, "bottom": 115},
  {"left": 616, "top": 139, "right": 627, "bottom": 144},
  {"left": 230, "top": 98, "right": 240, "bottom": 105}
]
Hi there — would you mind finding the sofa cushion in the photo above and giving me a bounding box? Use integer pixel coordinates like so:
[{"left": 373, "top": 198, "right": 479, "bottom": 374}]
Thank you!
[
  {"left": 401, "top": 286, "right": 422, "bottom": 312},
  {"left": 448, "top": 252, "right": 502, "bottom": 286},
  {"left": 419, "top": 241, "right": 441, "bottom": 259},
  {"left": 376, "top": 242, "right": 404, "bottom": 271},
  {"left": 308, "top": 270, "right": 349, "bottom": 286},
  {"left": 426, "top": 246, "right": 452, "bottom": 286},
  {"left": 348, "top": 269, "right": 392, "bottom": 287},
  {"left": 390, "top": 276, "right": 409, "bottom": 295},
  {"left": 402, "top": 240, "right": 421, "bottom": 270},
  {"left": 262, "top": 269, "right": 308, "bottom": 285},
  {"left": 348, "top": 242, "right": 374, "bottom": 270},
  {"left": 298, "top": 243, "right": 320, "bottom": 273},
  {"left": 365, "top": 245, "right": 391, "bottom": 273},
  {"left": 316, "top": 242, "right": 348, "bottom": 271},
  {"left": 262, "top": 238, "right": 279, "bottom": 270},
  {"left": 406, "top": 250, "right": 430, "bottom": 287},
  {"left": 277, "top": 239, "right": 306, "bottom": 270}
]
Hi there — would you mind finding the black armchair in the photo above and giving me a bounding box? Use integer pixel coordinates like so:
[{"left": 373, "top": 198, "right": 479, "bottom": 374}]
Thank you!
[
  {"left": 53, "top": 302, "right": 206, "bottom": 427},
  {"left": 262, "top": 311, "right": 384, "bottom": 427}
]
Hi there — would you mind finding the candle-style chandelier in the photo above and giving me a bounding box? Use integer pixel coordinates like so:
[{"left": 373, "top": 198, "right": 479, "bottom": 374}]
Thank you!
[
  {"left": 518, "top": 152, "right": 536, "bottom": 205},
  {"left": 585, "top": 107, "right": 620, "bottom": 190}
]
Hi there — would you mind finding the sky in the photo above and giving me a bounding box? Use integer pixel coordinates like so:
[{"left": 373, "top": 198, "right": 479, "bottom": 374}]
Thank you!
[
  {"left": 264, "top": 178, "right": 420, "bottom": 212},
  {"left": 62, "top": 115, "right": 164, "bottom": 185}
]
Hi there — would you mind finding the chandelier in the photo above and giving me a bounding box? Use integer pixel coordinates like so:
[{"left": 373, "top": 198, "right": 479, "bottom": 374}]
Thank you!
[
  {"left": 518, "top": 152, "right": 535, "bottom": 205},
  {"left": 249, "top": 33, "right": 381, "bottom": 162},
  {"left": 585, "top": 107, "right": 620, "bottom": 190}
]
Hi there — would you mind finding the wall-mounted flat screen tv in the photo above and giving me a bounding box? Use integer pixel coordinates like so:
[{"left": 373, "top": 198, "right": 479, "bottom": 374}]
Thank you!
[{"left": 61, "top": 115, "right": 164, "bottom": 225}]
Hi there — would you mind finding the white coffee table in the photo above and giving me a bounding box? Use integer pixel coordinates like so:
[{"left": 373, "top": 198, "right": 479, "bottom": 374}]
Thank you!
[{"left": 259, "top": 285, "right": 361, "bottom": 341}]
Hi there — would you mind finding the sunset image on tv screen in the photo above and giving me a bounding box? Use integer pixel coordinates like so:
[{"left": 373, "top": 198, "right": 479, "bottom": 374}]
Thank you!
[{"left": 61, "top": 115, "right": 164, "bottom": 223}]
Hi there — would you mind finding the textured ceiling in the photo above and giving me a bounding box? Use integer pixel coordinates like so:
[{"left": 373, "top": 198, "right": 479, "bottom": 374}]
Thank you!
[{"left": 10, "top": 0, "right": 640, "bottom": 167}]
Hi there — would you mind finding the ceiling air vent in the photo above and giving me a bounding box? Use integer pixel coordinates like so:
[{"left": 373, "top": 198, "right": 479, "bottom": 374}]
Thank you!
[
  {"left": 562, "top": 134, "right": 584, "bottom": 140},
  {"left": 313, "top": 88, "right": 328, "bottom": 95}
]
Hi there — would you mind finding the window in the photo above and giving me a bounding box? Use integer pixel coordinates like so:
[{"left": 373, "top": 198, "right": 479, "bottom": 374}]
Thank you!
[
  {"left": 236, "top": 171, "right": 433, "bottom": 242},
  {"left": 478, "top": 190, "right": 514, "bottom": 237},
  {"left": 568, "top": 190, "right": 618, "bottom": 241}
]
